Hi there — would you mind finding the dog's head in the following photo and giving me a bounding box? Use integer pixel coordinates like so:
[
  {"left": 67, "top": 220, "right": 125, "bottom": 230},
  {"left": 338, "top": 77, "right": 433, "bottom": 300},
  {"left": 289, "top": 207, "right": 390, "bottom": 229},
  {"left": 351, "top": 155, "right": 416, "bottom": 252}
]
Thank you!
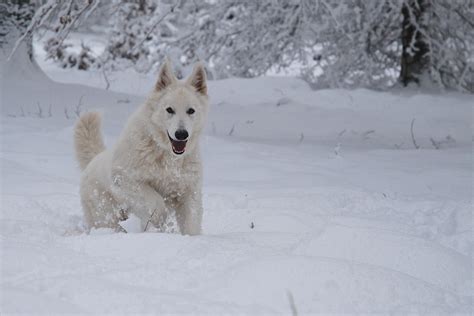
[{"left": 146, "top": 60, "right": 209, "bottom": 156}]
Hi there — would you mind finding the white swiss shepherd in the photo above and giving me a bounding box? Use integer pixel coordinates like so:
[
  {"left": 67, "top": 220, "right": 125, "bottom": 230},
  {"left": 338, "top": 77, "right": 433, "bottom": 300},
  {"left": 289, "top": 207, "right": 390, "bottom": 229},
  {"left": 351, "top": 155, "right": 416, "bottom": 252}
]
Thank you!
[{"left": 74, "top": 60, "right": 209, "bottom": 235}]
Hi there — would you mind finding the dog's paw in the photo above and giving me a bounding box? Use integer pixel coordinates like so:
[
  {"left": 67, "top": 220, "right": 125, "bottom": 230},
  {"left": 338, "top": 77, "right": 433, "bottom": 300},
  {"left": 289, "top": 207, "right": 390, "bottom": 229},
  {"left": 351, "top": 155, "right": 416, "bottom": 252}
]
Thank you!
[{"left": 119, "top": 214, "right": 142, "bottom": 233}]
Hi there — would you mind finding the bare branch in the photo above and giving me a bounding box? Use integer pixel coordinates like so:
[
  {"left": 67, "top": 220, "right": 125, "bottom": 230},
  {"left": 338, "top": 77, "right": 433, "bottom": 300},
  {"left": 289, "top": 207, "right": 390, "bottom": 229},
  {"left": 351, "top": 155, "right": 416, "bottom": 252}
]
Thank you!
[
  {"left": 55, "top": 0, "right": 96, "bottom": 49},
  {"left": 410, "top": 118, "right": 420, "bottom": 149},
  {"left": 144, "top": 208, "right": 158, "bottom": 232},
  {"left": 130, "top": 4, "right": 177, "bottom": 54},
  {"left": 102, "top": 69, "right": 110, "bottom": 90},
  {"left": 286, "top": 291, "right": 298, "bottom": 316},
  {"left": 8, "top": 0, "right": 59, "bottom": 60},
  {"left": 430, "top": 138, "right": 440, "bottom": 149},
  {"left": 228, "top": 124, "right": 235, "bottom": 136},
  {"left": 36, "top": 102, "right": 43, "bottom": 118},
  {"left": 74, "top": 95, "right": 84, "bottom": 118}
]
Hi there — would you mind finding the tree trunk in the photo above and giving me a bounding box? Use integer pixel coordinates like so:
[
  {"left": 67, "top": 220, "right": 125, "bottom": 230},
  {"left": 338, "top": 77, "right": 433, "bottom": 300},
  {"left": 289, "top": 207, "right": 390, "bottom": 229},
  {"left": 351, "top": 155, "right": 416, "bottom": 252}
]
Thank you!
[{"left": 399, "top": 0, "right": 430, "bottom": 86}]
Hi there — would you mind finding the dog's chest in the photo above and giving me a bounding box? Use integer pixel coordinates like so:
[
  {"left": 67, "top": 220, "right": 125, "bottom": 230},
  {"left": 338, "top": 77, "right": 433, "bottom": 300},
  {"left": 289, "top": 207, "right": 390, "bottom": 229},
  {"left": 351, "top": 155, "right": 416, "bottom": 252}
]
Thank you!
[{"left": 148, "top": 158, "right": 198, "bottom": 199}]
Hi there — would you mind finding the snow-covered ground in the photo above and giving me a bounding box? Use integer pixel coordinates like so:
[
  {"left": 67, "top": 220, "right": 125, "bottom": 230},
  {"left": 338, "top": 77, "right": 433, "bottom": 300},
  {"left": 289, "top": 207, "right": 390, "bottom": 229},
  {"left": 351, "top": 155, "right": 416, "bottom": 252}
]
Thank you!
[{"left": 1, "top": 46, "right": 472, "bottom": 314}]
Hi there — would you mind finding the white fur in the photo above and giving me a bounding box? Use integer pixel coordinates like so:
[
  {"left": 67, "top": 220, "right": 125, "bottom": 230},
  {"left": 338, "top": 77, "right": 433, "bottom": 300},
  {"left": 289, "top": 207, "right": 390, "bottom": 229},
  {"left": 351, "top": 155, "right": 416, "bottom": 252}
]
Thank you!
[{"left": 74, "top": 61, "right": 209, "bottom": 235}]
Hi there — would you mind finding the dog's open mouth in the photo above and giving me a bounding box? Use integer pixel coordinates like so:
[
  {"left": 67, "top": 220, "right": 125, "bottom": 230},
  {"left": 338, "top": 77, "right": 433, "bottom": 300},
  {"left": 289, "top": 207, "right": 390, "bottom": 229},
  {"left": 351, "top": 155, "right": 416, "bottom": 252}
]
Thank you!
[{"left": 168, "top": 133, "right": 187, "bottom": 155}]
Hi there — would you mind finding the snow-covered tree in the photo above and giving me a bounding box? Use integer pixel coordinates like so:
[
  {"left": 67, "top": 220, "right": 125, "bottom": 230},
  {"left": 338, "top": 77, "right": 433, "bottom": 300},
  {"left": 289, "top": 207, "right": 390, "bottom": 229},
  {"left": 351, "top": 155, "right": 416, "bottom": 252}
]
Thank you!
[
  {"left": 301, "top": 0, "right": 404, "bottom": 89},
  {"left": 422, "top": 1, "right": 473, "bottom": 92},
  {"left": 101, "top": 0, "right": 160, "bottom": 72},
  {"left": 2, "top": 0, "right": 98, "bottom": 71},
  {"left": 94, "top": 0, "right": 472, "bottom": 91},
  {"left": 41, "top": 0, "right": 99, "bottom": 69},
  {"left": 0, "top": 0, "right": 35, "bottom": 59},
  {"left": 11, "top": 0, "right": 474, "bottom": 92},
  {"left": 399, "top": 0, "right": 473, "bottom": 92}
]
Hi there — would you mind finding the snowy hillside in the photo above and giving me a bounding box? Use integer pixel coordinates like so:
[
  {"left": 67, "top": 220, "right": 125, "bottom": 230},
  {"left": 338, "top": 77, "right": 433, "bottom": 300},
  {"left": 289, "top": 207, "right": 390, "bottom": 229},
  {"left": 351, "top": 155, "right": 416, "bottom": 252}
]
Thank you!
[{"left": 1, "top": 55, "right": 472, "bottom": 313}]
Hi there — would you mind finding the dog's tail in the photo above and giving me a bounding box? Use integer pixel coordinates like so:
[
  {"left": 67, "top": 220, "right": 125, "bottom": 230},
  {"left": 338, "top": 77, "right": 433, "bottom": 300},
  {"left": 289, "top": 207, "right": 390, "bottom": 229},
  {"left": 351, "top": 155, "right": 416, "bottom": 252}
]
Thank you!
[{"left": 74, "top": 112, "right": 105, "bottom": 171}]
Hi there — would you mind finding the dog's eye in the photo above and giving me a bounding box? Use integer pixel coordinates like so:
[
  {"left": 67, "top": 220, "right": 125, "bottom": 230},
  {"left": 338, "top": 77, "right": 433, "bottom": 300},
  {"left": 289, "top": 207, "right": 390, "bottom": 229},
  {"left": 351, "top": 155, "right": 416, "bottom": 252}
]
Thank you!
[
  {"left": 187, "top": 108, "right": 195, "bottom": 115},
  {"left": 166, "top": 107, "right": 175, "bottom": 114}
]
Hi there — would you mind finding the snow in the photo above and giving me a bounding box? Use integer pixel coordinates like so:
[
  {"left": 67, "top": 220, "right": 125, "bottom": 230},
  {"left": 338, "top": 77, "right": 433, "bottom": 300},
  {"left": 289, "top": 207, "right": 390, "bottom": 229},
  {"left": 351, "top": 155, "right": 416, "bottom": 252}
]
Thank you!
[{"left": 1, "top": 47, "right": 472, "bottom": 314}]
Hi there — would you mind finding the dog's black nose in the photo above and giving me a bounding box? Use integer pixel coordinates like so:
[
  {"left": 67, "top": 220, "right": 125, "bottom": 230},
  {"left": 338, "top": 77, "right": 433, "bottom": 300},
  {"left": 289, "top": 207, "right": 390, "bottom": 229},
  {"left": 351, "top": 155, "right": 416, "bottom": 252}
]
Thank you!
[{"left": 175, "top": 129, "right": 189, "bottom": 141}]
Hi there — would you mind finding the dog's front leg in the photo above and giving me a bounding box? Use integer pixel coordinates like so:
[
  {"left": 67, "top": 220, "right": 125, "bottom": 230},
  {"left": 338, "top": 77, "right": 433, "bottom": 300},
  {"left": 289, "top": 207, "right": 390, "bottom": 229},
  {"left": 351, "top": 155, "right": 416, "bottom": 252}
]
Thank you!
[
  {"left": 130, "top": 183, "right": 167, "bottom": 231},
  {"left": 176, "top": 189, "right": 203, "bottom": 235},
  {"left": 111, "top": 173, "right": 165, "bottom": 231}
]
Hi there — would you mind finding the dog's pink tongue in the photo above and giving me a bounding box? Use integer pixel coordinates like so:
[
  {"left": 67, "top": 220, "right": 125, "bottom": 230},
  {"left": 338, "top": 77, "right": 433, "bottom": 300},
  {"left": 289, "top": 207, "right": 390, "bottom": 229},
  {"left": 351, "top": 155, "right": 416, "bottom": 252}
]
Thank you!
[{"left": 172, "top": 140, "right": 187, "bottom": 152}]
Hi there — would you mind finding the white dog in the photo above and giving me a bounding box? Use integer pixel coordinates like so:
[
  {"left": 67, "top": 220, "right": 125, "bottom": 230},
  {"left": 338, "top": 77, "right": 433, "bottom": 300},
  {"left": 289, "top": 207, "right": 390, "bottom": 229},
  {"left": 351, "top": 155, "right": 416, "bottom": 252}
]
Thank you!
[{"left": 74, "top": 60, "right": 209, "bottom": 235}]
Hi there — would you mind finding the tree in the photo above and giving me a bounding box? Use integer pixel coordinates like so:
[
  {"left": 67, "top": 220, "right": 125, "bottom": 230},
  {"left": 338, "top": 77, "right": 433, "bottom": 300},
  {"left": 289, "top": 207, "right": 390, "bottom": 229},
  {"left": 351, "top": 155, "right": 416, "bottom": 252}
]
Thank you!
[
  {"left": 101, "top": 0, "right": 160, "bottom": 72},
  {"left": 0, "top": 0, "right": 35, "bottom": 60},
  {"left": 301, "top": 0, "right": 404, "bottom": 89},
  {"left": 400, "top": 0, "right": 430, "bottom": 86},
  {"left": 8, "top": 0, "right": 474, "bottom": 92},
  {"left": 399, "top": 0, "right": 473, "bottom": 91},
  {"left": 423, "top": 1, "right": 473, "bottom": 92},
  {"left": 42, "top": 0, "right": 99, "bottom": 70}
]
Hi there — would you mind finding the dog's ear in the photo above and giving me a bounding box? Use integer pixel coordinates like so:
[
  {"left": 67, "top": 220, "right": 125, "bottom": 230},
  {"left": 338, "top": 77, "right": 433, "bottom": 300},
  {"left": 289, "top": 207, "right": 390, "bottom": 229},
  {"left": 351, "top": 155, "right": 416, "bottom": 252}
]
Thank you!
[
  {"left": 155, "top": 59, "right": 176, "bottom": 92},
  {"left": 186, "top": 62, "right": 207, "bottom": 96}
]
